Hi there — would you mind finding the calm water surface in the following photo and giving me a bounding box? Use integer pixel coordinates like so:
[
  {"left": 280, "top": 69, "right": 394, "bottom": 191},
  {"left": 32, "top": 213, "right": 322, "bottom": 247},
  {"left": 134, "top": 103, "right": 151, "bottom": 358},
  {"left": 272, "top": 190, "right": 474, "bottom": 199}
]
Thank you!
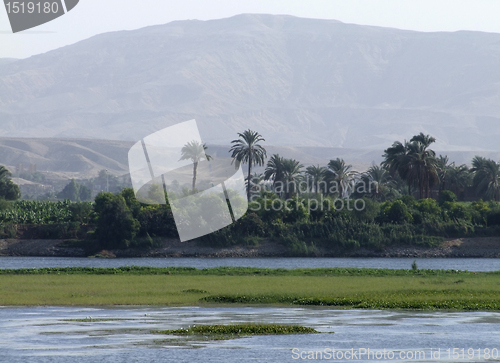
[
  {"left": 2, "top": 258, "right": 500, "bottom": 362},
  {"left": 1, "top": 256, "right": 500, "bottom": 271},
  {"left": 0, "top": 307, "right": 499, "bottom": 362}
]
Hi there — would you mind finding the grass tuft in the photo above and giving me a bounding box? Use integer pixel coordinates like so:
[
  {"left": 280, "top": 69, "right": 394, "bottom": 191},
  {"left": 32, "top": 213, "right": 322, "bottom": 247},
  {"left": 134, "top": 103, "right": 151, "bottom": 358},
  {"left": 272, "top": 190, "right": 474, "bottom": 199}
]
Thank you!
[{"left": 182, "top": 289, "right": 208, "bottom": 293}]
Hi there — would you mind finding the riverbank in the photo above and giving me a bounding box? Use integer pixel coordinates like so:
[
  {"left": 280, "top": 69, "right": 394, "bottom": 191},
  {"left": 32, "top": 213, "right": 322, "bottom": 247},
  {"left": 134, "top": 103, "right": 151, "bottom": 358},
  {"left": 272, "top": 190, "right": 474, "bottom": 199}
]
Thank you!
[
  {"left": 0, "top": 267, "right": 499, "bottom": 309},
  {"left": 1, "top": 237, "right": 500, "bottom": 258}
]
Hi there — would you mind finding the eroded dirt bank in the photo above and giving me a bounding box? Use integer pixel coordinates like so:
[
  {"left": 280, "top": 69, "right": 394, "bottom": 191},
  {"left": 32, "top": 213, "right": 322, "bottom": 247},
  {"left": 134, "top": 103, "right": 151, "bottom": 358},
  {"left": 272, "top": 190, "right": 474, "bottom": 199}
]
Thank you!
[{"left": 1, "top": 237, "right": 500, "bottom": 258}]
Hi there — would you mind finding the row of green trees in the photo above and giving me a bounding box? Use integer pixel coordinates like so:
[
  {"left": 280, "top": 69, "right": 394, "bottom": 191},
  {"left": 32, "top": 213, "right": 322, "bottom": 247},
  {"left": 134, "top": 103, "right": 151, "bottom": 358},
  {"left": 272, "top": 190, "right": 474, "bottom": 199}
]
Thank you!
[
  {"left": 226, "top": 130, "right": 500, "bottom": 203},
  {"left": 1, "top": 129, "right": 500, "bottom": 254},
  {"left": 2, "top": 184, "right": 500, "bottom": 254}
]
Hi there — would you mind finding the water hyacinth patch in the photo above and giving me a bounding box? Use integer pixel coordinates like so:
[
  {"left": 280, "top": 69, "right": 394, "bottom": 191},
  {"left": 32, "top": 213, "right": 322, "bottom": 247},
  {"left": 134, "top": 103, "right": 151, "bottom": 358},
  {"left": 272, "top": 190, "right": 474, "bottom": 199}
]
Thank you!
[{"left": 154, "top": 324, "right": 319, "bottom": 336}]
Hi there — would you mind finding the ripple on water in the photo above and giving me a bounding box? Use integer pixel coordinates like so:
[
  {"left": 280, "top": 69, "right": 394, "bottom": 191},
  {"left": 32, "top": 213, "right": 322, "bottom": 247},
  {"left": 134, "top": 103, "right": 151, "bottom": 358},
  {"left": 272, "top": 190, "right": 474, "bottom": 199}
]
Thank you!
[{"left": 0, "top": 307, "right": 500, "bottom": 362}]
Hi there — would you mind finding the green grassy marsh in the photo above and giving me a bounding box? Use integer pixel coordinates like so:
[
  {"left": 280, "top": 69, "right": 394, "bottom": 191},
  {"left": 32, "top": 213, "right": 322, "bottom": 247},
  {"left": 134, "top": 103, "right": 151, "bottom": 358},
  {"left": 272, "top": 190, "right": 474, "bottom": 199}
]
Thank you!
[{"left": 0, "top": 267, "right": 499, "bottom": 310}]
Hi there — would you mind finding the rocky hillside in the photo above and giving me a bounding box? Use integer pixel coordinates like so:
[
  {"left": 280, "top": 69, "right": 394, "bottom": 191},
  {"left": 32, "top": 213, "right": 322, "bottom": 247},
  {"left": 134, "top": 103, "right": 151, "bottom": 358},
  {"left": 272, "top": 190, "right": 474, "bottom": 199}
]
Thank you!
[{"left": 1, "top": 14, "right": 500, "bottom": 151}]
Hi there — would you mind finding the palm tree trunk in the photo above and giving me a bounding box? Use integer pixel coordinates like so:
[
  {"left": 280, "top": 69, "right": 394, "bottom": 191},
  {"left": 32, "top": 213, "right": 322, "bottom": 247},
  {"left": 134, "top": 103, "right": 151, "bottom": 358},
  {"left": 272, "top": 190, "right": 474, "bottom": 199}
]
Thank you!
[
  {"left": 192, "top": 162, "right": 198, "bottom": 192},
  {"left": 247, "top": 158, "right": 252, "bottom": 201}
]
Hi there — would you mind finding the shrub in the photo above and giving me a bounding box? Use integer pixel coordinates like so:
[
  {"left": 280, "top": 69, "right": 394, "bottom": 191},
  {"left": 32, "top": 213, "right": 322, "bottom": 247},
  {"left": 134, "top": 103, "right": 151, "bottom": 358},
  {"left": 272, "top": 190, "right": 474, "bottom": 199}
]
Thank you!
[
  {"left": 439, "top": 190, "right": 457, "bottom": 205},
  {"left": 448, "top": 203, "right": 471, "bottom": 222},
  {"left": 470, "top": 200, "right": 490, "bottom": 225},
  {"left": 198, "top": 225, "right": 235, "bottom": 247},
  {"left": 283, "top": 197, "right": 309, "bottom": 224},
  {"left": 232, "top": 212, "right": 266, "bottom": 236},
  {"left": 0, "top": 198, "right": 12, "bottom": 211},
  {"left": 381, "top": 200, "right": 413, "bottom": 224},
  {"left": 137, "top": 206, "right": 177, "bottom": 238},
  {"left": 120, "top": 188, "right": 142, "bottom": 218},
  {"left": 399, "top": 195, "right": 416, "bottom": 207},
  {"left": 93, "top": 193, "right": 140, "bottom": 249},
  {"left": 68, "top": 202, "right": 94, "bottom": 224},
  {"left": 414, "top": 198, "right": 441, "bottom": 217},
  {"left": 382, "top": 224, "right": 415, "bottom": 245},
  {"left": 280, "top": 235, "right": 318, "bottom": 256},
  {"left": 130, "top": 232, "right": 154, "bottom": 249},
  {"left": 353, "top": 198, "right": 380, "bottom": 222},
  {"left": 342, "top": 239, "right": 360, "bottom": 250},
  {"left": 250, "top": 194, "right": 285, "bottom": 223}
]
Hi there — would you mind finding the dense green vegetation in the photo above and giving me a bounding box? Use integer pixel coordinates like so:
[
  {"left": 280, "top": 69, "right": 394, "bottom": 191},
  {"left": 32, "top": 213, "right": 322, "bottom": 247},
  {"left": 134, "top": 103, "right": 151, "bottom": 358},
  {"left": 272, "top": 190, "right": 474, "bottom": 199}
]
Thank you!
[
  {"left": 1, "top": 131, "right": 500, "bottom": 254},
  {"left": 202, "top": 292, "right": 500, "bottom": 310},
  {"left": 154, "top": 324, "right": 318, "bottom": 336},
  {"left": 0, "top": 267, "right": 499, "bottom": 309},
  {"left": 0, "top": 200, "right": 74, "bottom": 224}
]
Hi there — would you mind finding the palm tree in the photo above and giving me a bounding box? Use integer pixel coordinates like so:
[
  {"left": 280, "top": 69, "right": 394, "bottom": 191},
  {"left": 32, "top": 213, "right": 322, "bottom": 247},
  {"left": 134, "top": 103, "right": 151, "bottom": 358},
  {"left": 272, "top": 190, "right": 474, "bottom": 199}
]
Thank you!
[
  {"left": 446, "top": 162, "right": 471, "bottom": 198},
  {"left": 410, "top": 132, "right": 436, "bottom": 148},
  {"left": 436, "top": 155, "right": 449, "bottom": 191},
  {"left": 264, "top": 155, "right": 304, "bottom": 198},
  {"left": 358, "top": 164, "right": 398, "bottom": 201},
  {"left": 325, "top": 158, "right": 358, "bottom": 198},
  {"left": 382, "top": 134, "right": 439, "bottom": 199},
  {"left": 264, "top": 154, "right": 285, "bottom": 195},
  {"left": 436, "top": 154, "right": 471, "bottom": 198},
  {"left": 405, "top": 141, "right": 439, "bottom": 199},
  {"left": 382, "top": 140, "right": 412, "bottom": 194},
  {"left": 471, "top": 156, "right": 500, "bottom": 201},
  {"left": 229, "top": 130, "right": 267, "bottom": 200},
  {"left": 281, "top": 158, "right": 304, "bottom": 198},
  {"left": 305, "top": 165, "right": 327, "bottom": 194},
  {"left": 179, "top": 140, "right": 212, "bottom": 192}
]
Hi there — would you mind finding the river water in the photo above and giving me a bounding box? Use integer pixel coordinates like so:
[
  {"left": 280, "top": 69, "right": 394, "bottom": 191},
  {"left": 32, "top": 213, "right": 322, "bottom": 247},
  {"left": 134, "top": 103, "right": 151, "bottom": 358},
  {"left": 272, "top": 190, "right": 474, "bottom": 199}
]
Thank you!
[
  {"left": 2, "top": 258, "right": 499, "bottom": 362},
  {"left": 1, "top": 256, "right": 500, "bottom": 271},
  {"left": 0, "top": 307, "right": 499, "bottom": 363}
]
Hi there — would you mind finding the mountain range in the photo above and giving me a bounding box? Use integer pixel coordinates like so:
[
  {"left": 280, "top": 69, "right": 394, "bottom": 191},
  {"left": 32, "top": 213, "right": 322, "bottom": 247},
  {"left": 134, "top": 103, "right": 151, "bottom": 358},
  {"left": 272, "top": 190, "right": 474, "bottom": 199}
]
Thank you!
[{"left": 1, "top": 14, "right": 500, "bottom": 169}]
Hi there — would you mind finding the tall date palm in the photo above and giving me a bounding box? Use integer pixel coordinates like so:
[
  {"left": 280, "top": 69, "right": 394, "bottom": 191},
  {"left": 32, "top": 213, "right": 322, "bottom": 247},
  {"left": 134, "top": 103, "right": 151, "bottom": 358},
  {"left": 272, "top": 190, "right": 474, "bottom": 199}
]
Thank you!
[
  {"left": 179, "top": 140, "right": 212, "bottom": 192},
  {"left": 326, "top": 158, "right": 358, "bottom": 198},
  {"left": 230, "top": 130, "right": 267, "bottom": 200},
  {"left": 382, "top": 140, "right": 412, "bottom": 194},
  {"left": 405, "top": 141, "right": 439, "bottom": 199},
  {"left": 305, "top": 165, "right": 327, "bottom": 194},
  {"left": 281, "top": 158, "right": 304, "bottom": 198},
  {"left": 471, "top": 156, "right": 500, "bottom": 201},
  {"left": 382, "top": 133, "right": 439, "bottom": 199},
  {"left": 358, "top": 164, "right": 398, "bottom": 201},
  {"left": 264, "top": 155, "right": 303, "bottom": 197}
]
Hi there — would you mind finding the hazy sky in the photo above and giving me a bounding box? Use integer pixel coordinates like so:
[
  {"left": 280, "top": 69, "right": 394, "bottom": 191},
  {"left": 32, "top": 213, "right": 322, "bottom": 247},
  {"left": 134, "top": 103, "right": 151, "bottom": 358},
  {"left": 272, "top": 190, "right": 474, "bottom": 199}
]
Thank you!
[{"left": 2, "top": 0, "right": 500, "bottom": 59}]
